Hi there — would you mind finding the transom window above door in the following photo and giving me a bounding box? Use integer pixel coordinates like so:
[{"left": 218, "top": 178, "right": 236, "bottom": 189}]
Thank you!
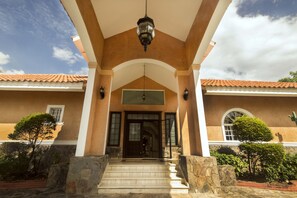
[{"left": 122, "top": 90, "right": 164, "bottom": 105}]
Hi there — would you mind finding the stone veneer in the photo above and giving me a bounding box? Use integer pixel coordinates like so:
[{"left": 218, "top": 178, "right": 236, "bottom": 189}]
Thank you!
[
  {"left": 218, "top": 165, "right": 236, "bottom": 186},
  {"left": 66, "top": 155, "right": 108, "bottom": 195},
  {"left": 179, "top": 155, "right": 221, "bottom": 193}
]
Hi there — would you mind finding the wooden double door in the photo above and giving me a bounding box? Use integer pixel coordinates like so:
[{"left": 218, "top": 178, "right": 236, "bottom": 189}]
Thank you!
[{"left": 124, "top": 112, "right": 161, "bottom": 158}]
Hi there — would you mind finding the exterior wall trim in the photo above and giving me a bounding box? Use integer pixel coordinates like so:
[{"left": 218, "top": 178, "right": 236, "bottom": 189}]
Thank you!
[
  {"left": 0, "top": 140, "right": 77, "bottom": 145},
  {"left": 0, "top": 82, "right": 85, "bottom": 92},
  {"left": 204, "top": 86, "right": 297, "bottom": 97},
  {"left": 75, "top": 67, "right": 97, "bottom": 156},
  {"left": 193, "top": 69, "right": 210, "bottom": 157},
  {"left": 208, "top": 141, "right": 297, "bottom": 147}
]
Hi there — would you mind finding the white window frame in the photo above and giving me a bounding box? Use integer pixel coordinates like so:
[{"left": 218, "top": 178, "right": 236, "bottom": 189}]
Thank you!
[
  {"left": 221, "top": 108, "right": 253, "bottom": 142},
  {"left": 46, "top": 105, "right": 65, "bottom": 124}
]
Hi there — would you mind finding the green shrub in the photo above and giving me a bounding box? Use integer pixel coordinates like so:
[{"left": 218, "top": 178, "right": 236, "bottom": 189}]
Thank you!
[
  {"left": 211, "top": 151, "right": 248, "bottom": 177},
  {"left": 8, "top": 113, "right": 56, "bottom": 176},
  {"left": 233, "top": 116, "right": 273, "bottom": 142},
  {"left": 216, "top": 146, "right": 237, "bottom": 156},
  {"left": 279, "top": 153, "right": 297, "bottom": 181},
  {"left": 239, "top": 143, "right": 285, "bottom": 181},
  {"left": 0, "top": 154, "right": 30, "bottom": 180}
]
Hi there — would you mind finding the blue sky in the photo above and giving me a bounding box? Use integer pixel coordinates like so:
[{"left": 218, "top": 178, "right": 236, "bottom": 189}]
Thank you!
[
  {"left": 0, "top": 0, "right": 297, "bottom": 81},
  {"left": 0, "top": 0, "right": 87, "bottom": 74}
]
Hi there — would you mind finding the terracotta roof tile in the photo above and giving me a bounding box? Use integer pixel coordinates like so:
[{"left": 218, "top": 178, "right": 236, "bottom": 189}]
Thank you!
[
  {"left": 201, "top": 79, "right": 297, "bottom": 89},
  {"left": 1, "top": 74, "right": 296, "bottom": 89},
  {"left": 0, "top": 74, "right": 87, "bottom": 83}
]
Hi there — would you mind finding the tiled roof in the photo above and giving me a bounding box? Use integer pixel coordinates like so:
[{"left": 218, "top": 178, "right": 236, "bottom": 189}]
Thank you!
[
  {"left": 0, "top": 74, "right": 87, "bottom": 83},
  {"left": 201, "top": 79, "right": 297, "bottom": 89}
]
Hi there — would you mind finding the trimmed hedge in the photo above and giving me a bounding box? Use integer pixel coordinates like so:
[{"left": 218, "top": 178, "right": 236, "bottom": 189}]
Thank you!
[{"left": 233, "top": 116, "right": 273, "bottom": 142}]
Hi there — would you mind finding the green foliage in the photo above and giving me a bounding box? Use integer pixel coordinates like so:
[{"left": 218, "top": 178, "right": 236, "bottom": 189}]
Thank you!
[
  {"left": 9, "top": 113, "right": 56, "bottom": 143},
  {"left": 278, "top": 71, "right": 297, "bottom": 82},
  {"left": 211, "top": 151, "right": 248, "bottom": 177},
  {"left": 279, "top": 153, "right": 297, "bottom": 181},
  {"left": 0, "top": 142, "right": 30, "bottom": 180},
  {"left": 289, "top": 111, "right": 297, "bottom": 126},
  {"left": 216, "top": 146, "right": 237, "bottom": 156},
  {"left": 4, "top": 113, "right": 56, "bottom": 177},
  {"left": 233, "top": 116, "right": 273, "bottom": 142},
  {"left": 239, "top": 143, "right": 285, "bottom": 182}
]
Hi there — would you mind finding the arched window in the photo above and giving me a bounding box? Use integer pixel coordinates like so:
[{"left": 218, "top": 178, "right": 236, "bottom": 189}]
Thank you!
[{"left": 222, "top": 109, "right": 252, "bottom": 141}]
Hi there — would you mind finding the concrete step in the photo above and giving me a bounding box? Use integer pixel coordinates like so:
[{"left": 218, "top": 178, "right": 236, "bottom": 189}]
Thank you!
[
  {"left": 106, "top": 164, "right": 176, "bottom": 172},
  {"left": 97, "top": 161, "right": 189, "bottom": 194},
  {"left": 104, "top": 171, "right": 179, "bottom": 178},
  {"left": 98, "top": 187, "right": 189, "bottom": 194},
  {"left": 99, "top": 178, "right": 183, "bottom": 186}
]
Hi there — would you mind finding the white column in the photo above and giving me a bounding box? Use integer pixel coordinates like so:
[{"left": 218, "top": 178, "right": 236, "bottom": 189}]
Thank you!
[
  {"left": 75, "top": 67, "right": 96, "bottom": 157},
  {"left": 193, "top": 68, "right": 210, "bottom": 157}
]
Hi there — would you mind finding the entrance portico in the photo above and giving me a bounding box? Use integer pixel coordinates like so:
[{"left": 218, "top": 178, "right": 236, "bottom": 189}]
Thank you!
[{"left": 61, "top": 0, "right": 231, "bottom": 194}]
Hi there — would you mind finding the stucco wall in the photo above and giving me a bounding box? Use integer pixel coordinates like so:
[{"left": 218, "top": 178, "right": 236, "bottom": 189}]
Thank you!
[
  {"left": 0, "top": 91, "right": 84, "bottom": 141},
  {"left": 204, "top": 95, "right": 297, "bottom": 142},
  {"left": 109, "top": 76, "right": 178, "bottom": 150}
]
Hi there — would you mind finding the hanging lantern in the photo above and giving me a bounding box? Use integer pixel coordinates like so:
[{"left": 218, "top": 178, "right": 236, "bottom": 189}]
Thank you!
[{"left": 137, "top": 0, "right": 155, "bottom": 52}]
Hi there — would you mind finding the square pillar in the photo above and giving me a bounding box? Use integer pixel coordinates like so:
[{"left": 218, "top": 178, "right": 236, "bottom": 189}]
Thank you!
[
  {"left": 176, "top": 66, "right": 210, "bottom": 157},
  {"left": 75, "top": 62, "right": 113, "bottom": 156}
]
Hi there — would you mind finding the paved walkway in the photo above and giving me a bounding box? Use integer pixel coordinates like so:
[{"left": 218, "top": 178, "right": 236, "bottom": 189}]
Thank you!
[{"left": 0, "top": 186, "right": 297, "bottom": 198}]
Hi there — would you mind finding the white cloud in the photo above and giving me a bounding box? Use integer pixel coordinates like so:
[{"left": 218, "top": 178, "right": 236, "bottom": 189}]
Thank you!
[
  {"left": 70, "top": 67, "right": 88, "bottom": 75},
  {"left": 201, "top": 1, "right": 297, "bottom": 81},
  {"left": 0, "top": 52, "right": 10, "bottom": 65},
  {"left": 52, "top": 47, "right": 83, "bottom": 64},
  {"left": 0, "top": 66, "right": 24, "bottom": 74}
]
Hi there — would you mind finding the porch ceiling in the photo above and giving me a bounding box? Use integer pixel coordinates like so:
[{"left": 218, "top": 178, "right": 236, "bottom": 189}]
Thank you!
[
  {"left": 61, "top": 0, "right": 231, "bottom": 68},
  {"left": 112, "top": 61, "right": 177, "bottom": 93},
  {"left": 91, "top": 0, "right": 202, "bottom": 41}
]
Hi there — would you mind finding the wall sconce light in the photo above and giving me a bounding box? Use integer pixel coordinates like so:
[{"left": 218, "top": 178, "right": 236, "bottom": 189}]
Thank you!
[
  {"left": 183, "top": 88, "right": 189, "bottom": 101},
  {"left": 99, "top": 86, "right": 105, "bottom": 99}
]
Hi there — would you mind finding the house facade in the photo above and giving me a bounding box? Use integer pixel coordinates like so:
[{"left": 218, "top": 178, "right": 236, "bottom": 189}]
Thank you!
[
  {"left": 1, "top": 74, "right": 297, "bottom": 193},
  {"left": 2, "top": 0, "right": 296, "bottom": 194},
  {"left": 1, "top": 75, "right": 297, "bottom": 151}
]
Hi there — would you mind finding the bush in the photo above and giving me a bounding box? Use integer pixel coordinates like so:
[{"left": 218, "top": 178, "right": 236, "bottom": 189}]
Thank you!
[
  {"left": 8, "top": 113, "right": 56, "bottom": 176},
  {"left": 0, "top": 143, "right": 31, "bottom": 180},
  {"left": 216, "top": 146, "right": 237, "bottom": 156},
  {"left": 211, "top": 151, "right": 248, "bottom": 177},
  {"left": 233, "top": 116, "right": 273, "bottom": 142},
  {"left": 239, "top": 143, "right": 285, "bottom": 182},
  {"left": 279, "top": 153, "right": 297, "bottom": 181}
]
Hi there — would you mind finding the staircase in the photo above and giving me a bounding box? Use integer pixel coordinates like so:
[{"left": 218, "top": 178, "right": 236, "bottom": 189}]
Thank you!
[{"left": 98, "top": 160, "right": 189, "bottom": 194}]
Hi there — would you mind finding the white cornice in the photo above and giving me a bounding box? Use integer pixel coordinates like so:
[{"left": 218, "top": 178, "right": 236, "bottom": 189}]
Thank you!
[
  {"left": 0, "top": 140, "right": 77, "bottom": 145},
  {"left": 0, "top": 82, "right": 85, "bottom": 92},
  {"left": 204, "top": 86, "right": 297, "bottom": 97},
  {"left": 208, "top": 141, "right": 297, "bottom": 147}
]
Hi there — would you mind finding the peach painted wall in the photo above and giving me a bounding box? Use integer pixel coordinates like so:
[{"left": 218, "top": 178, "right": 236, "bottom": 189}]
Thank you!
[
  {"left": 0, "top": 91, "right": 84, "bottom": 141},
  {"left": 109, "top": 76, "right": 178, "bottom": 150},
  {"left": 101, "top": 29, "right": 187, "bottom": 70},
  {"left": 177, "top": 72, "right": 206, "bottom": 156},
  {"left": 88, "top": 74, "right": 112, "bottom": 155},
  {"left": 203, "top": 95, "right": 297, "bottom": 142}
]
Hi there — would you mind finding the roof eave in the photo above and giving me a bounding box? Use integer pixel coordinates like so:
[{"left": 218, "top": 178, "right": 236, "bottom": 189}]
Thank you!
[
  {"left": 0, "top": 81, "right": 85, "bottom": 92},
  {"left": 204, "top": 86, "right": 297, "bottom": 97}
]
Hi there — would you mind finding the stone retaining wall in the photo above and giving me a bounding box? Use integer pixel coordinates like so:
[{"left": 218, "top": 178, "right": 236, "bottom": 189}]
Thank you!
[
  {"left": 218, "top": 165, "right": 236, "bottom": 186},
  {"left": 66, "top": 155, "right": 108, "bottom": 195},
  {"left": 179, "top": 155, "right": 221, "bottom": 193}
]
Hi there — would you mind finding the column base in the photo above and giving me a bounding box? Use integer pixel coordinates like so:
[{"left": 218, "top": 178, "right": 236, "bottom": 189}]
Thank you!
[
  {"left": 179, "top": 155, "right": 221, "bottom": 193},
  {"left": 66, "top": 155, "right": 109, "bottom": 195}
]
